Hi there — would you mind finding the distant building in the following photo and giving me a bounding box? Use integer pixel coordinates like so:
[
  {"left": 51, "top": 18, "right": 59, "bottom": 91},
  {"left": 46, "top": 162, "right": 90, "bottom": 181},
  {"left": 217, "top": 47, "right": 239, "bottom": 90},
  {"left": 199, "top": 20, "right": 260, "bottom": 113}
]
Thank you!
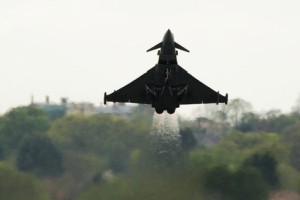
[
  {"left": 30, "top": 96, "right": 134, "bottom": 117},
  {"left": 31, "top": 96, "right": 67, "bottom": 120},
  {"left": 66, "top": 102, "right": 95, "bottom": 116}
]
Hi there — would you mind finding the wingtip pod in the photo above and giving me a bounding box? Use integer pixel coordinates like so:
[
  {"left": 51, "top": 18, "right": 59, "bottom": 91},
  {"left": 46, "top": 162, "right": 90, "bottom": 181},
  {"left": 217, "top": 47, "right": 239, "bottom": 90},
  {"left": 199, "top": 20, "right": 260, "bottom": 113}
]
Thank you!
[
  {"left": 225, "top": 93, "right": 228, "bottom": 105},
  {"left": 146, "top": 42, "right": 163, "bottom": 52},
  {"left": 217, "top": 92, "right": 228, "bottom": 105},
  {"left": 104, "top": 92, "right": 107, "bottom": 105}
]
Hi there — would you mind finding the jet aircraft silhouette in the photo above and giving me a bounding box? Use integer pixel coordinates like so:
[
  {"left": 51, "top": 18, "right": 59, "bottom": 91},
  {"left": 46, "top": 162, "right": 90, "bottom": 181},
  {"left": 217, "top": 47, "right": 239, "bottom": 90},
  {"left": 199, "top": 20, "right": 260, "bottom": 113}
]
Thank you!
[{"left": 104, "top": 30, "right": 228, "bottom": 114}]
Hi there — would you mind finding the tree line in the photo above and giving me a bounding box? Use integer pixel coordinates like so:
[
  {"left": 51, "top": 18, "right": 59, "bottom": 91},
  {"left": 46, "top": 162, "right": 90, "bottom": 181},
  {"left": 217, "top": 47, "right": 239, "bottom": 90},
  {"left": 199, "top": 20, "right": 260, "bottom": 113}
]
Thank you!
[{"left": 0, "top": 99, "right": 300, "bottom": 200}]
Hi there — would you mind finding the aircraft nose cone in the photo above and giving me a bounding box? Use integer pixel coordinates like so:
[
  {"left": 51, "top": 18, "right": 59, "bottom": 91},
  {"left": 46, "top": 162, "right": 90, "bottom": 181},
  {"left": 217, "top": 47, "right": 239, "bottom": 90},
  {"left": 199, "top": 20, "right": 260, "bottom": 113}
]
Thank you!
[
  {"left": 165, "top": 29, "right": 172, "bottom": 37},
  {"left": 163, "top": 29, "right": 174, "bottom": 42}
]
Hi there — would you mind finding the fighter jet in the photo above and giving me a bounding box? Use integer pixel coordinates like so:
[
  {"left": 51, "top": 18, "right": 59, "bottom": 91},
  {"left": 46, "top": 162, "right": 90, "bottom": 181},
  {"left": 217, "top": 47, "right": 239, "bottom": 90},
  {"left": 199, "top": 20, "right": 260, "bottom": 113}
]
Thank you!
[{"left": 104, "top": 29, "right": 228, "bottom": 114}]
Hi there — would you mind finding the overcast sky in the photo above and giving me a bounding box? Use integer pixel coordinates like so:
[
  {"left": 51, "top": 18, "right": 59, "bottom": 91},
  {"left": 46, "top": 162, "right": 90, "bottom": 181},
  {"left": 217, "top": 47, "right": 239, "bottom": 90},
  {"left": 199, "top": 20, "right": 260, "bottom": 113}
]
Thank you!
[{"left": 1, "top": 0, "right": 300, "bottom": 117}]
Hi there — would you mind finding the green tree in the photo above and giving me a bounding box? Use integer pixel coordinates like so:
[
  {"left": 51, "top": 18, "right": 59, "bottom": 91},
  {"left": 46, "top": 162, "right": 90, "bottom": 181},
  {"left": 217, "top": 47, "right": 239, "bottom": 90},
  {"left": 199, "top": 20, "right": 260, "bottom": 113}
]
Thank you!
[
  {"left": 226, "top": 98, "right": 253, "bottom": 126},
  {"left": 48, "top": 114, "right": 150, "bottom": 175},
  {"left": 204, "top": 166, "right": 268, "bottom": 200},
  {"left": 0, "top": 145, "right": 4, "bottom": 160},
  {"left": 260, "top": 113, "right": 297, "bottom": 133},
  {"left": 243, "top": 152, "right": 280, "bottom": 189},
  {"left": 17, "top": 135, "right": 63, "bottom": 177},
  {"left": 0, "top": 162, "right": 49, "bottom": 200},
  {"left": 48, "top": 115, "right": 148, "bottom": 154},
  {"left": 283, "top": 122, "right": 300, "bottom": 171},
  {"left": 196, "top": 98, "right": 252, "bottom": 125},
  {"left": 0, "top": 106, "right": 50, "bottom": 152},
  {"left": 180, "top": 128, "right": 197, "bottom": 151},
  {"left": 236, "top": 112, "right": 260, "bottom": 132},
  {"left": 107, "top": 141, "right": 128, "bottom": 173},
  {"left": 290, "top": 144, "right": 300, "bottom": 171}
]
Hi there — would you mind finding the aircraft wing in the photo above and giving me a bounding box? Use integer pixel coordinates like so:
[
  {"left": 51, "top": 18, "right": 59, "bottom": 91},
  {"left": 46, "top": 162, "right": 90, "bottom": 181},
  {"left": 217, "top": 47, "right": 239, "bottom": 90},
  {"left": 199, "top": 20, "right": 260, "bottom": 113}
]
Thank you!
[
  {"left": 104, "top": 68, "right": 155, "bottom": 105},
  {"left": 179, "top": 69, "right": 228, "bottom": 105}
]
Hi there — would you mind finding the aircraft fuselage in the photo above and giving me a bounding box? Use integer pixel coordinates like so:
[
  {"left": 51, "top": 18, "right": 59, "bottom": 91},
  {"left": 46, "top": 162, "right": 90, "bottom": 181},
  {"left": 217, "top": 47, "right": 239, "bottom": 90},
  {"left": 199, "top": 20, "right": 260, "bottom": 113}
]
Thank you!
[
  {"left": 158, "top": 29, "right": 177, "bottom": 65},
  {"left": 145, "top": 64, "right": 186, "bottom": 114}
]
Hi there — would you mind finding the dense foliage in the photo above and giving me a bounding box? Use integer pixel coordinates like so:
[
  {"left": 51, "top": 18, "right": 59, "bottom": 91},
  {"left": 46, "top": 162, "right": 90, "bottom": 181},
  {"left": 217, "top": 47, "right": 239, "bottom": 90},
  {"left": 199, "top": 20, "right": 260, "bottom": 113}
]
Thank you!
[
  {"left": 0, "top": 162, "right": 49, "bottom": 200},
  {"left": 0, "top": 101, "right": 300, "bottom": 200},
  {"left": 0, "top": 106, "right": 50, "bottom": 156},
  {"left": 17, "top": 135, "right": 64, "bottom": 177}
]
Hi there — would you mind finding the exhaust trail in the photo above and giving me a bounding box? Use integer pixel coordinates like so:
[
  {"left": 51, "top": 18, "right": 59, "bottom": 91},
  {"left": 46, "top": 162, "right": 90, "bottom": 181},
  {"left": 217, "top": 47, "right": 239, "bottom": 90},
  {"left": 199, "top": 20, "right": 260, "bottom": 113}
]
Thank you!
[
  {"left": 150, "top": 112, "right": 181, "bottom": 163},
  {"left": 151, "top": 112, "right": 180, "bottom": 140}
]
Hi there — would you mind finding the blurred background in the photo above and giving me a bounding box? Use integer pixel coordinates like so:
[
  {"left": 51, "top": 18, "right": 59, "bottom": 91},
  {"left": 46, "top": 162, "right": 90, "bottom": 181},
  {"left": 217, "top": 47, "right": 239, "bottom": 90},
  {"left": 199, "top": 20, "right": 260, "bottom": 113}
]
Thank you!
[{"left": 1, "top": 99, "right": 300, "bottom": 199}]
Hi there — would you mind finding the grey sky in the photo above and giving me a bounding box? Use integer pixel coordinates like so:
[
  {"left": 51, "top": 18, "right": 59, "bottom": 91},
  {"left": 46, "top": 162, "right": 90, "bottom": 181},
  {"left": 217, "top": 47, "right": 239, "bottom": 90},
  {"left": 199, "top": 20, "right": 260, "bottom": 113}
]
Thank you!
[{"left": 1, "top": 0, "right": 300, "bottom": 116}]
